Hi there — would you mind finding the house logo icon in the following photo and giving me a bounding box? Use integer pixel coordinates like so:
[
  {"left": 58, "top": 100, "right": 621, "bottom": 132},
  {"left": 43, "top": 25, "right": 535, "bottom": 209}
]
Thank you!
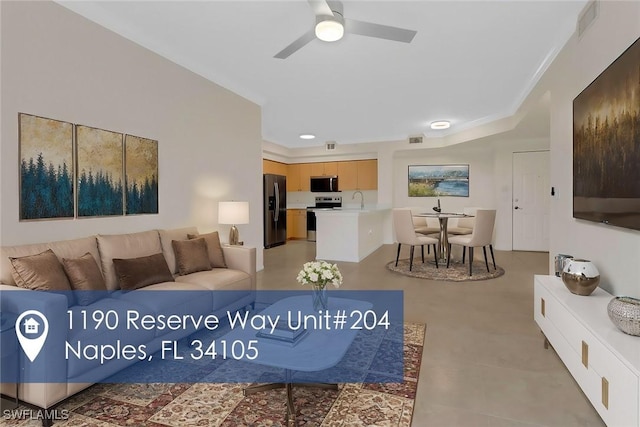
[
  {"left": 24, "top": 317, "right": 40, "bottom": 334},
  {"left": 16, "top": 310, "right": 49, "bottom": 362}
]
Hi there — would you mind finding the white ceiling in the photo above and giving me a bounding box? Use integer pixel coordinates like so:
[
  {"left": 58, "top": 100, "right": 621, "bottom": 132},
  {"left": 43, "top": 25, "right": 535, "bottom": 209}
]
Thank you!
[{"left": 57, "top": 1, "right": 587, "bottom": 148}]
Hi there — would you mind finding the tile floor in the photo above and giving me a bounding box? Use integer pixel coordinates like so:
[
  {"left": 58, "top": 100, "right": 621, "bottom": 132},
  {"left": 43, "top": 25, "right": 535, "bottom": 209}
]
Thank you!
[{"left": 258, "top": 241, "right": 605, "bottom": 427}]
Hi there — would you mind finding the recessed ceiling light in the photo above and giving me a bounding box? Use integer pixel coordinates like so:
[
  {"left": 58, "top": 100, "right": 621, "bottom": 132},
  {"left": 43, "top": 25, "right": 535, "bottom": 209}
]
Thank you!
[
  {"left": 299, "top": 134, "right": 316, "bottom": 140},
  {"left": 430, "top": 121, "right": 451, "bottom": 130}
]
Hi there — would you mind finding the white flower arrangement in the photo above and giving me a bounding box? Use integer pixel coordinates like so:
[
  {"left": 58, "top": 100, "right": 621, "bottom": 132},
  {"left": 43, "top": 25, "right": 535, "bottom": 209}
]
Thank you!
[{"left": 296, "top": 261, "right": 343, "bottom": 289}]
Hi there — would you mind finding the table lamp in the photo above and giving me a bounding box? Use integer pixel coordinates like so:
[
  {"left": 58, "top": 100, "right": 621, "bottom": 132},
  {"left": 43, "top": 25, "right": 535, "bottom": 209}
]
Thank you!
[{"left": 218, "top": 201, "right": 249, "bottom": 245}]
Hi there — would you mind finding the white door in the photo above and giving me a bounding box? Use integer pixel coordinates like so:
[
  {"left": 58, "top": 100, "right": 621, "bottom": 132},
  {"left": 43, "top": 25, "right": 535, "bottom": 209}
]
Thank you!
[{"left": 512, "top": 151, "right": 550, "bottom": 251}]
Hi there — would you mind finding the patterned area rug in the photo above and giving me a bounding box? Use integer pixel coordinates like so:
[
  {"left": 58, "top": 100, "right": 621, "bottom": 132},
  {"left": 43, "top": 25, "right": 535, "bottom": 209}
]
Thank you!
[
  {"left": 387, "top": 258, "right": 505, "bottom": 281},
  {"left": 6, "top": 323, "right": 425, "bottom": 427}
]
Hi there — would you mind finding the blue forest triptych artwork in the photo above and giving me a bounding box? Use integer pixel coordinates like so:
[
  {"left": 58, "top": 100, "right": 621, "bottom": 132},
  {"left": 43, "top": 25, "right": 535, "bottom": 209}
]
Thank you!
[
  {"left": 19, "top": 113, "right": 158, "bottom": 220},
  {"left": 19, "top": 115, "right": 74, "bottom": 220}
]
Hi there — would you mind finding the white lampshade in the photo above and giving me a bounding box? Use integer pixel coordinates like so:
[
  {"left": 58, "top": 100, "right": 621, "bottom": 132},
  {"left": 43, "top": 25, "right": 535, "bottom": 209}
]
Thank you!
[
  {"left": 315, "top": 18, "right": 344, "bottom": 42},
  {"left": 218, "top": 201, "right": 249, "bottom": 225}
]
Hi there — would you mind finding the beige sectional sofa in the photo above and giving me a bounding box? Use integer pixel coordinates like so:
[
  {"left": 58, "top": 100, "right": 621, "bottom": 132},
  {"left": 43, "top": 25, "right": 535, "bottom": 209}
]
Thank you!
[{"left": 0, "top": 226, "right": 256, "bottom": 412}]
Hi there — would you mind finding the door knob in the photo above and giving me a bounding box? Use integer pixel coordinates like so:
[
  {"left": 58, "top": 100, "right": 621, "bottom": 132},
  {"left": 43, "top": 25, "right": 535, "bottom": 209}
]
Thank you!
[{"left": 515, "top": 206, "right": 521, "bottom": 210}]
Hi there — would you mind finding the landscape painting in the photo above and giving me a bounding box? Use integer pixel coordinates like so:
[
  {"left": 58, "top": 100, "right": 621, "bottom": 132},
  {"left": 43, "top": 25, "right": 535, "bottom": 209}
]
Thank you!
[
  {"left": 408, "top": 164, "right": 469, "bottom": 197},
  {"left": 19, "top": 114, "right": 74, "bottom": 220},
  {"left": 125, "top": 134, "right": 158, "bottom": 215},
  {"left": 573, "top": 36, "right": 640, "bottom": 230},
  {"left": 76, "top": 125, "right": 124, "bottom": 217}
]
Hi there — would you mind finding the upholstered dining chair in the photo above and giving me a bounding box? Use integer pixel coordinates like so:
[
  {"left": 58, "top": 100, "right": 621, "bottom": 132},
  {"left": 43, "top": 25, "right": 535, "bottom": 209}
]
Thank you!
[
  {"left": 447, "top": 207, "right": 480, "bottom": 236},
  {"left": 393, "top": 208, "right": 439, "bottom": 271},
  {"left": 446, "top": 209, "right": 496, "bottom": 276},
  {"left": 413, "top": 215, "right": 440, "bottom": 236},
  {"left": 446, "top": 216, "right": 474, "bottom": 235}
]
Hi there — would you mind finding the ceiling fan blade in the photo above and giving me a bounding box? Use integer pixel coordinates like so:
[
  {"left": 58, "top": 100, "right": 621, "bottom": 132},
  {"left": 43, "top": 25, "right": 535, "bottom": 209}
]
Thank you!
[
  {"left": 308, "top": 0, "right": 334, "bottom": 17},
  {"left": 344, "top": 18, "right": 417, "bottom": 43},
  {"left": 274, "top": 30, "right": 316, "bottom": 59}
]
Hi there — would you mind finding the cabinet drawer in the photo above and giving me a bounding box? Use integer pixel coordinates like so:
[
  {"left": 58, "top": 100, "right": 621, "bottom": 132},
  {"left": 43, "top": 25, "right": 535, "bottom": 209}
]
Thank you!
[
  {"left": 574, "top": 353, "right": 639, "bottom": 427},
  {"left": 534, "top": 281, "right": 555, "bottom": 333},
  {"left": 545, "top": 292, "right": 593, "bottom": 359},
  {"left": 589, "top": 344, "right": 639, "bottom": 426}
]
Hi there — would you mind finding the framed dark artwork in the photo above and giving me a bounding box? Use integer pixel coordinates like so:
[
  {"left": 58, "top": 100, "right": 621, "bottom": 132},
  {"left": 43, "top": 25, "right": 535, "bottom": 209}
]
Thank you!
[
  {"left": 76, "top": 125, "right": 124, "bottom": 217},
  {"left": 125, "top": 134, "right": 158, "bottom": 215},
  {"left": 573, "top": 36, "right": 640, "bottom": 231},
  {"left": 19, "top": 113, "right": 74, "bottom": 220},
  {"left": 408, "top": 164, "right": 469, "bottom": 197}
]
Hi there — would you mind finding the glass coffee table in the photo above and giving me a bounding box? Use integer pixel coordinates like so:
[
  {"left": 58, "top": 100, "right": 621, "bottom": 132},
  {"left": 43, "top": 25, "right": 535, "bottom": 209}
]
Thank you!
[{"left": 223, "top": 295, "right": 372, "bottom": 426}]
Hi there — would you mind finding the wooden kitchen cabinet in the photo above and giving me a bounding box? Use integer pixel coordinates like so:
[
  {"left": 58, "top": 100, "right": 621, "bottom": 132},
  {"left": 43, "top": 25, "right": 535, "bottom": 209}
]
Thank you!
[
  {"left": 324, "top": 162, "right": 338, "bottom": 176},
  {"left": 286, "top": 209, "right": 307, "bottom": 239},
  {"left": 285, "top": 160, "right": 376, "bottom": 192},
  {"left": 310, "top": 163, "right": 324, "bottom": 177},
  {"left": 263, "top": 159, "right": 287, "bottom": 176},
  {"left": 310, "top": 162, "right": 338, "bottom": 177},
  {"left": 286, "top": 210, "right": 294, "bottom": 239},
  {"left": 287, "top": 164, "right": 301, "bottom": 191},
  {"left": 337, "top": 161, "right": 358, "bottom": 190},
  {"left": 357, "top": 159, "right": 378, "bottom": 190},
  {"left": 298, "top": 164, "right": 311, "bottom": 191},
  {"left": 288, "top": 163, "right": 311, "bottom": 191},
  {"left": 337, "top": 160, "right": 377, "bottom": 190}
]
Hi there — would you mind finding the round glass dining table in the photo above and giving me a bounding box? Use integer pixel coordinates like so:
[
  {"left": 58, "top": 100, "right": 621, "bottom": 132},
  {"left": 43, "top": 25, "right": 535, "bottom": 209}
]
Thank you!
[{"left": 415, "top": 212, "right": 473, "bottom": 263}]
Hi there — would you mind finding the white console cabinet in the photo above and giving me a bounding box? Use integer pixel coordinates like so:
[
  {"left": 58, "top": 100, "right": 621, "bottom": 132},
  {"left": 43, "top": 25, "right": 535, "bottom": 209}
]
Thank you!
[{"left": 534, "top": 275, "right": 640, "bottom": 427}]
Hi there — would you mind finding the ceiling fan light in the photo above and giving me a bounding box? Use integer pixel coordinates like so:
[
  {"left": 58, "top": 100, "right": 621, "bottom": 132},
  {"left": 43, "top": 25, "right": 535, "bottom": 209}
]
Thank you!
[{"left": 315, "top": 17, "right": 344, "bottom": 42}]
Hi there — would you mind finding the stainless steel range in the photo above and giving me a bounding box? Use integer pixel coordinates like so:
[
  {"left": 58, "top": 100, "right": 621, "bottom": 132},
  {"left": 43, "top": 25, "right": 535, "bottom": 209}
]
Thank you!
[{"left": 306, "top": 196, "right": 342, "bottom": 241}]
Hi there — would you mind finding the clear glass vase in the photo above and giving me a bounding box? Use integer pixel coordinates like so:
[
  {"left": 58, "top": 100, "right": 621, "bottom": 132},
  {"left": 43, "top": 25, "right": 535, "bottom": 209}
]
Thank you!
[{"left": 311, "top": 284, "right": 328, "bottom": 311}]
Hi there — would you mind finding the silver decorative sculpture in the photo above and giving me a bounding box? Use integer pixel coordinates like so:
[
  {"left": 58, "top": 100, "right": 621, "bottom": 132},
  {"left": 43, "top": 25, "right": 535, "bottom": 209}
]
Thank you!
[
  {"left": 608, "top": 297, "right": 640, "bottom": 336},
  {"left": 561, "top": 259, "right": 600, "bottom": 296}
]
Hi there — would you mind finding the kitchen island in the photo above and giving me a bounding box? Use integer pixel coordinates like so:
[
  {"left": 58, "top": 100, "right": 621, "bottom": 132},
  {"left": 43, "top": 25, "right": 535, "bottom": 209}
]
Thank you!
[{"left": 314, "top": 207, "right": 390, "bottom": 262}]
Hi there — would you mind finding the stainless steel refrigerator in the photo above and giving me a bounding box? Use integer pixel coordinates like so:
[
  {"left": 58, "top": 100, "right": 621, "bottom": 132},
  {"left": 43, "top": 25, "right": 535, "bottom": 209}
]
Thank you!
[{"left": 264, "top": 174, "right": 287, "bottom": 248}]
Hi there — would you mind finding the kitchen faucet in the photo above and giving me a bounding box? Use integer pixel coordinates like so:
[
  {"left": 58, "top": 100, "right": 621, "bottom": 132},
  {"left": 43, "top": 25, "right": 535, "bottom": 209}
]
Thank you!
[{"left": 352, "top": 191, "right": 364, "bottom": 210}]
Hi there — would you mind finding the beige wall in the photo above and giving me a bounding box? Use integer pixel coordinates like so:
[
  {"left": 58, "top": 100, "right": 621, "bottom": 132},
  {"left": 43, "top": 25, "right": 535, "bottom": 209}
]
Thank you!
[
  {"left": 393, "top": 147, "right": 495, "bottom": 216},
  {"left": 391, "top": 138, "right": 550, "bottom": 251},
  {"left": 1, "top": 1, "right": 264, "bottom": 268},
  {"left": 546, "top": 1, "right": 640, "bottom": 296}
]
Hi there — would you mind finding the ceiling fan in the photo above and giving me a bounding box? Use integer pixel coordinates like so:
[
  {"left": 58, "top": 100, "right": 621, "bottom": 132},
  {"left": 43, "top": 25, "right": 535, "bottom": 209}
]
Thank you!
[{"left": 274, "top": 0, "right": 417, "bottom": 59}]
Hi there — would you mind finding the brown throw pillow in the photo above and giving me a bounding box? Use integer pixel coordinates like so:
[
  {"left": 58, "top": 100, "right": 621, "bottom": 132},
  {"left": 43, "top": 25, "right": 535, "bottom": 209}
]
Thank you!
[
  {"left": 10, "top": 249, "right": 75, "bottom": 306},
  {"left": 188, "top": 231, "right": 227, "bottom": 268},
  {"left": 112, "top": 253, "right": 174, "bottom": 291},
  {"left": 171, "top": 238, "right": 212, "bottom": 276},
  {"left": 62, "top": 253, "right": 107, "bottom": 306}
]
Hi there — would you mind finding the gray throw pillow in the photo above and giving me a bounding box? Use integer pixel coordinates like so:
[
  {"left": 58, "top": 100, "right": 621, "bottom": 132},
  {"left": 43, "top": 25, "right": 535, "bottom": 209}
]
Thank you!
[
  {"left": 171, "top": 238, "right": 212, "bottom": 276},
  {"left": 62, "top": 252, "right": 107, "bottom": 306},
  {"left": 112, "top": 253, "right": 174, "bottom": 291},
  {"left": 188, "top": 231, "right": 227, "bottom": 268},
  {"left": 10, "top": 249, "right": 75, "bottom": 306}
]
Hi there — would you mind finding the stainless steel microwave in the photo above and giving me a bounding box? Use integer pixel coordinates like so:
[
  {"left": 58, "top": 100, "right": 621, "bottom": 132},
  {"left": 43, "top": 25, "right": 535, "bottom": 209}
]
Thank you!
[{"left": 310, "top": 176, "right": 339, "bottom": 192}]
